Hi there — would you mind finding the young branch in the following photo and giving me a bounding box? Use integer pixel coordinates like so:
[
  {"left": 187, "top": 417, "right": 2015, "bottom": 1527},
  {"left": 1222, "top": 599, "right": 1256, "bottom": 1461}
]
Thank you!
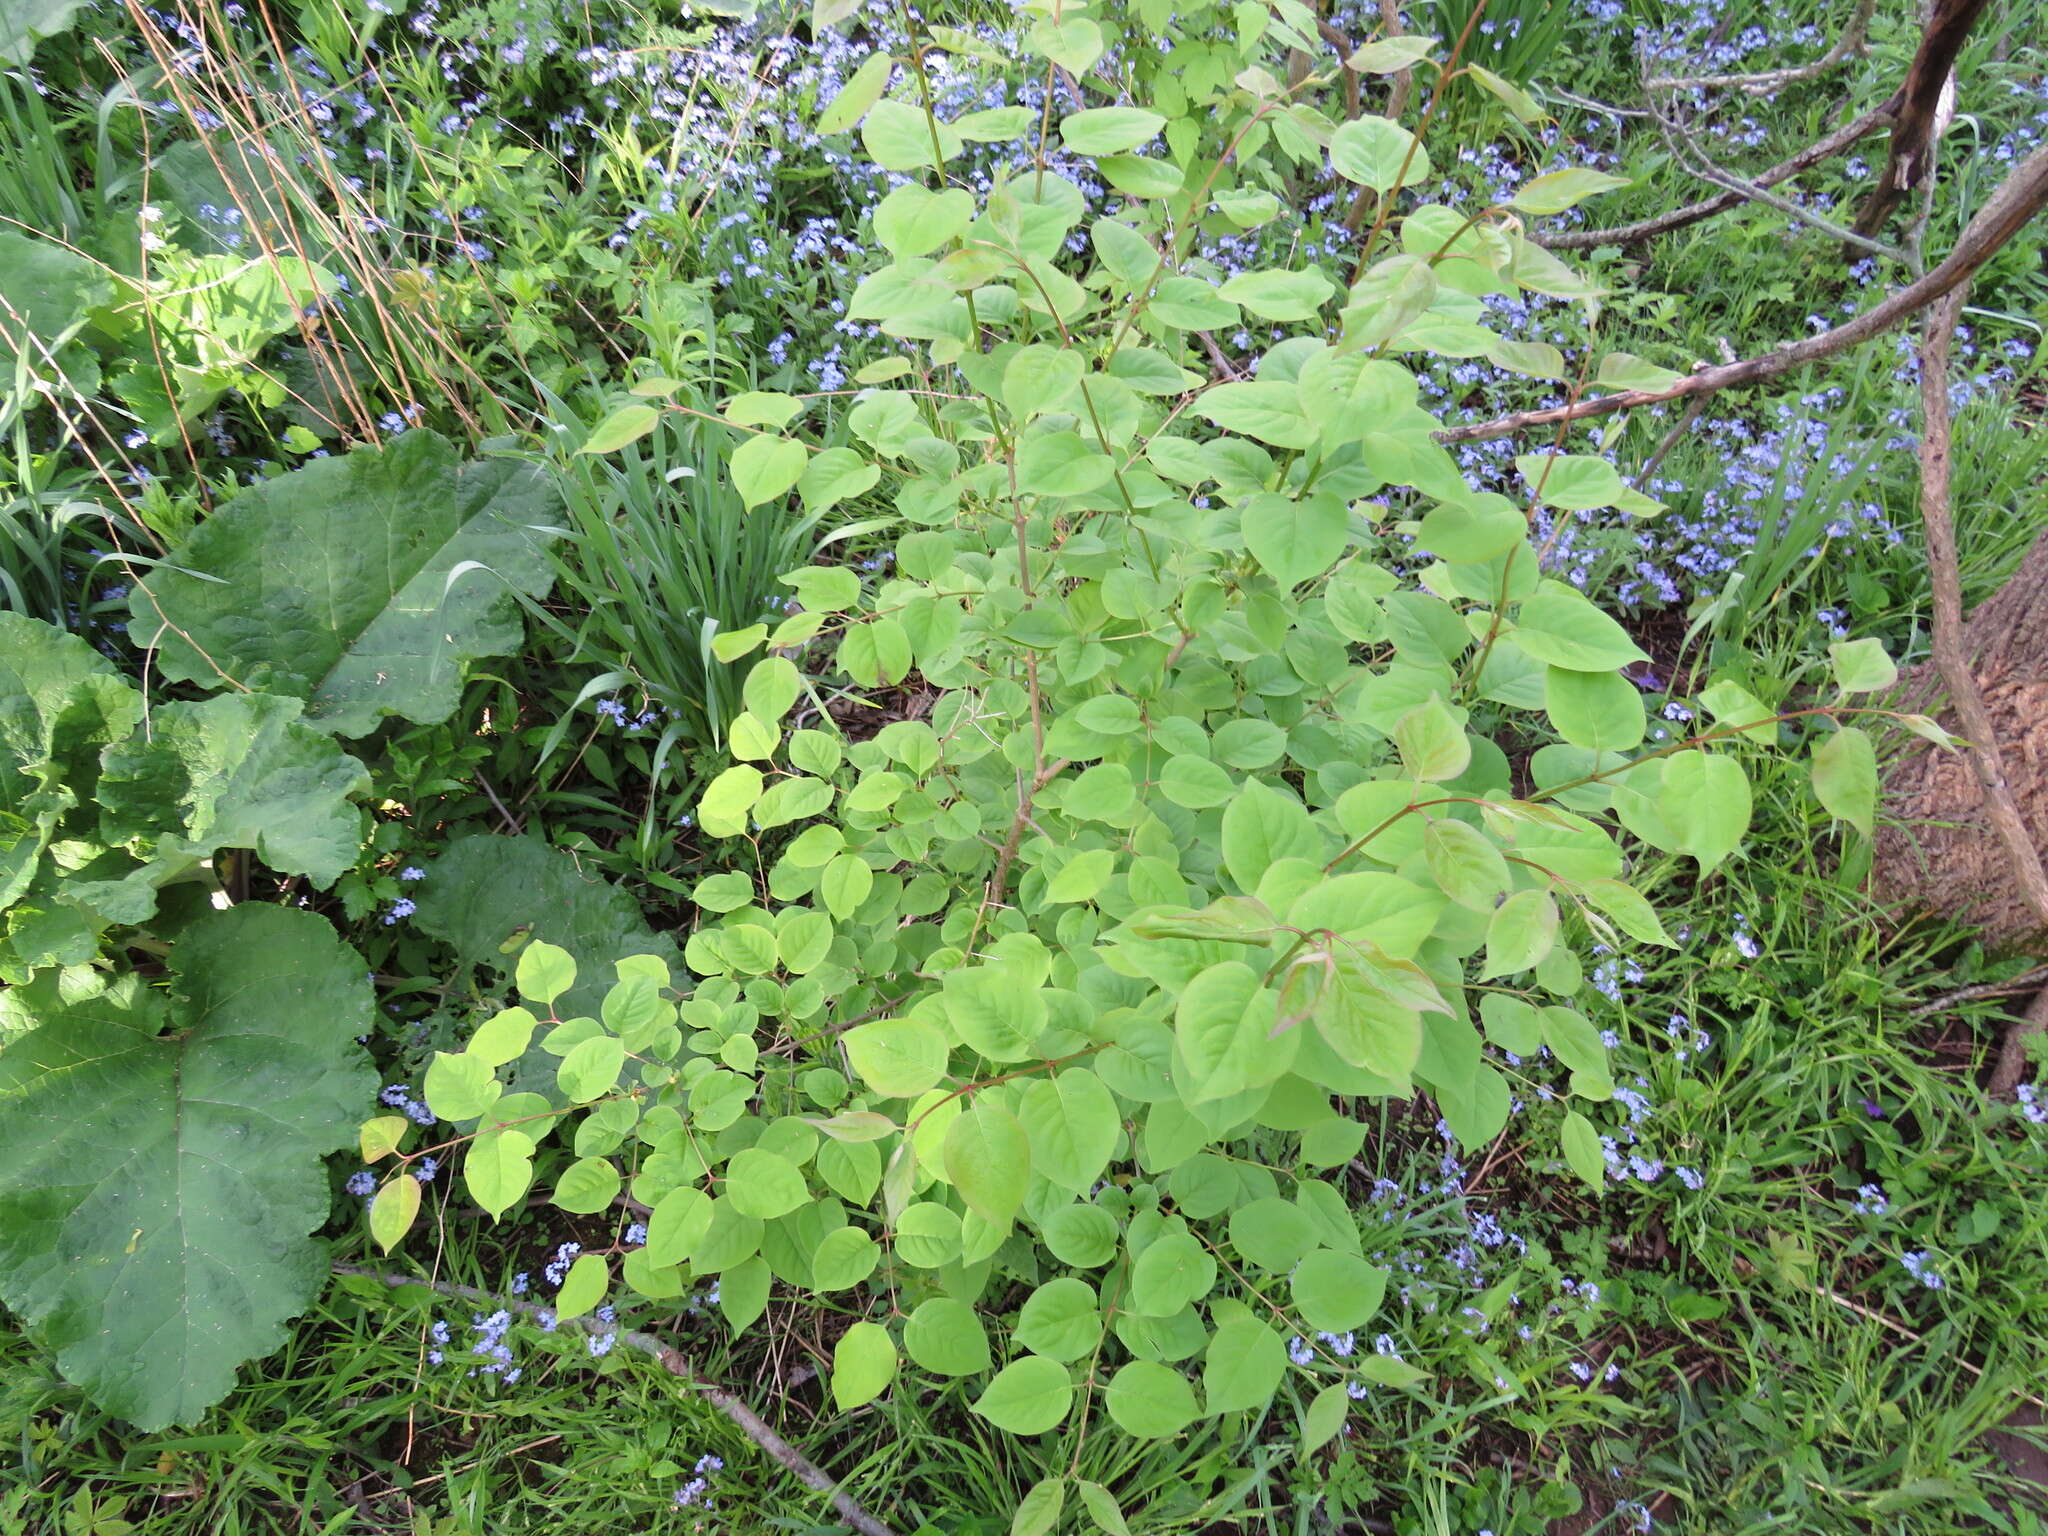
[
  {"left": 1536, "top": 95, "right": 1898, "bottom": 250},
  {"left": 1643, "top": 84, "right": 1908, "bottom": 264},
  {"left": 1436, "top": 137, "right": 2048, "bottom": 445},
  {"left": 1913, "top": 292, "right": 2048, "bottom": 1097},
  {"left": 1645, "top": 0, "right": 1876, "bottom": 95},
  {"left": 331, "top": 1264, "right": 900, "bottom": 1536}
]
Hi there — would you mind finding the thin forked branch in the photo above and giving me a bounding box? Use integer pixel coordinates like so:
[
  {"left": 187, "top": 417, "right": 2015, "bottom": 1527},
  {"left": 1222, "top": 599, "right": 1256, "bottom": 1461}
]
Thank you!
[
  {"left": 1436, "top": 137, "right": 2048, "bottom": 445},
  {"left": 1646, "top": 0, "right": 1876, "bottom": 95},
  {"left": 1536, "top": 94, "right": 1899, "bottom": 251}
]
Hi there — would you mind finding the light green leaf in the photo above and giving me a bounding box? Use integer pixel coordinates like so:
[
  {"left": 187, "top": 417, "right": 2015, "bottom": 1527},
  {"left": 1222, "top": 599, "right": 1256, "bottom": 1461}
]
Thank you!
[
  {"left": 1578, "top": 878, "right": 1674, "bottom": 948},
  {"left": 1346, "top": 35, "right": 1435, "bottom": 72},
  {"left": 1515, "top": 452, "right": 1626, "bottom": 511},
  {"left": 1560, "top": 1110, "right": 1605, "bottom": 1192},
  {"left": 1508, "top": 169, "right": 1631, "bottom": 215},
  {"left": 1075, "top": 1482, "right": 1132, "bottom": 1536},
  {"left": 1483, "top": 889, "right": 1558, "bottom": 978},
  {"left": 1660, "top": 750, "right": 1751, "bottom": 872},
  {"left": 1424, "top": 818, "right": 1510, "bottom": 912},
  {"left": 516, "top": 942, "right": 576, "bottom": 1007},
  {"left": 1203, "top": 1318, "right": 1286, "bottom": 1414},
  {"left": 1301, "top": 1383, "right": 1349, "bottom": 1453},
  {"left": 1220, "top": 779, "right": 1321, "bottom": 890},
  {"left": 1104, "top": 1360, "right": 1198, "bottom": 1438},
  {"left": 577, "top": 404, "right": 659, "bottom": 455},
  {"left": 1545, "top": 666, "right": 1646, "bottom": 752},
  {"left": 903, "top": 1296, "right": 989, "bottom": 1375},
  {"left": 1216, "top": 268, "right": 1335, "bottom": 322},
  {"left": 1393, "top": 694, "right": 1471, "bottom": 782},
  {"left": 1173, "top": 962, "right": 1271, "bottom": 1104},
  {"left": 724, "top": 1148, "right": 809, "bottom": 1219},
  {"left": 820, "top": 853, "right": 876, "bottom": 919},
  {"left": 971, "top": 1355, "right": 1074, "bottom": 1434},
  {"left": 556, "top": 1035, "right": 625, "bottom": 1103},
  {"left": 645, "top": 1187, "right": 713, "bottom": 1267},
  {"left": 698, "top": 764, "right": 765, "bottom": 838},
  {"left": 831, "top": 1320, "right": 897, "bottom": 1409},
  {"left": 800, "top": 447, "right": 881, "bottom": 512},
  {"left": 1012, "top": 1478, "right": 1068, "bottom": 1536},
  {"left": 424, "top": 1050, "right": 496, "bottom": 1121},
  {"left": 861, "top": 98, "right": 962, "bottom": 171},
  {"left": 1129, "top": 1230, "right": 1213, "bottom": 1315},
  {"left": 815, "top": 50, "right": 893, "bottom": 135},
  {"left": 465, "top": 1128, "right": 535, "bottom": 1219},
  {"left": 942, "top": 1102, "right": 1030, "bottom": 1225},
  {"left": 368, "top": 1174, "right": 420, "bottom": 1254},
  {"left": 1330, "top": 115, "right": 1429, "bottom": 192},
  {"left": 1045, "top": 847, "right": 1116, "bottom": 905},
  {"left": 845, "top": 1017, "right": 950, "bottom": 1098},
  {"left": 873, "top": 184, "right": 975, "bottom": 257},
  {"left": 1016, "top": 430, "right": 1115, "bottom": 497},
  {"left": 1290, "top": 1251, "right": 1387, "bottom": 1332},
  {"left": 1016, "top": 1070, "right": 1121, "bottom": 1193},
  {"left": 1015, "top": 1276, "right": 1102, "bottom": 1361},
  {"left": 1194, "top": 382, "right": 1316, "bottom": 450},
  {"left": 1003, "top": 345, "right": 1085, "bottom": 422},
  {"left": 554, "top": 1252, "right": 608, "bottom": 1320},
  {"left": 1812, "top": 726, "right": 1877, "bottom": 837},
  {"left": 730, "top": 434, "right": 809, "bottom": 508},
  {"left": 811, "top": 1226, "right": 879, "bottom": 1290},
  {"left": 943, "top": 965, "right": 1045, "bottom": 1062},
  {"left": 1228, "top": 1196, "right": 1317, "bottom": 1272},
  {"left": 1059, "top": 107, "right": 1166, "bottom": 154},
  {"left": 551, "top": 1156, "right": 621, "bottom": 1214},
  {"left": 1509, "top": 584, "right": 1649, "bottom": 672},
  {"left": 1829, "top": 638, "right": 1897, "bottom": 695},
  {"left": 1241, "top": 491, "right": 1349, "bottom": 588}
]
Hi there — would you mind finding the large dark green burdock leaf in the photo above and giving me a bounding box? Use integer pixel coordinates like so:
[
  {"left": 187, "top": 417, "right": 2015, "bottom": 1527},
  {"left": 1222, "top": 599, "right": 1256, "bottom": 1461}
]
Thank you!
[
  {"left": 130, "top": 431, "right": 560, "bottom": 736},
  {"left": 0, "top": 0, "right": 91, "bottom": 63},
  {"left": 0, "top": 905, "right": 375, "bottom": 1428},
  {"left": 0, "top": 613, "right": 141, "bottom": 908},
  {"left": 96, "top": 693, "right": 370, "bottom": 890},
  {"left": 0, "top": 228, "right": 110, "bottom": 392},
  {"left": 414, "top": 833, "right": 680, "bottom": 1020}
]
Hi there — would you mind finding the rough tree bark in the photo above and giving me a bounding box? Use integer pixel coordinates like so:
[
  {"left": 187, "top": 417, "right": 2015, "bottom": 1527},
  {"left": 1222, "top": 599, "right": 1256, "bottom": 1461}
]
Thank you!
[{"left": 1874, "top": 529, "right": 2048, "bottom": 1088}]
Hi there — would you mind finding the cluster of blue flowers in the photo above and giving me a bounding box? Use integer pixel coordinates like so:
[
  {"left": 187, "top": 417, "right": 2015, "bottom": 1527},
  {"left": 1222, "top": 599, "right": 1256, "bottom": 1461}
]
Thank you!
[
  {"left": 378, "top": 1081, "right": 437, "bottom": 1126},
  {"left": 672, "top": 1452, "right": 725, "bottom": 1510}
]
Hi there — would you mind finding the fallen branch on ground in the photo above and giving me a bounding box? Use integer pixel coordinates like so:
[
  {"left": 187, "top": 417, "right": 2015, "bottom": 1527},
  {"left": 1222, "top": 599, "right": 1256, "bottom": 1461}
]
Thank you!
[{"left": 331, "top": 1264, "right": 899, "bottom": 1536}]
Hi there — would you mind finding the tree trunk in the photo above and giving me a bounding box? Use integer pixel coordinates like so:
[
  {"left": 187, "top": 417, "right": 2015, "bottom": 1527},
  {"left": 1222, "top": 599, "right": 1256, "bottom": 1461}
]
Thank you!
[{"left": 1874, "top": 530, "right": 2048, "bottom": 953}]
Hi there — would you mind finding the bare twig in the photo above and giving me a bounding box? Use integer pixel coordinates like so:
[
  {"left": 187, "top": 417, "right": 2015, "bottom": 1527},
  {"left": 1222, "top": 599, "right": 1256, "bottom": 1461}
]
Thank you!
[
  {"left": 1636, "top": 394, "right": 1710, "bottom": 484},
  {"left": 1538, "top": 96, "right": 1898, "bottom": 250},
  {"left": 1647, "top": 0, "right": 1876, "bottom": 94},
  {"left": 1644, "top": 84, "right": 1908, "bottom": 263},
  {"left": 1915, "top": 291, "right": 2048, "bottom": 1096},
  {"left": 1816, "top": 1285, "right": 2048, "bottom": 1410},
  {"left": 1909, "top": 963, "right": 2048, "bottom": 1018},
  {"left": 1852, "top": 0, "right": 1994, "bottom": 242},
  {"left": 331, "top": 1265, "right": 899, "bottom": 1536},
  {"left": 1436, "top": 137, "right": 2048, "bottom": 445}
]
